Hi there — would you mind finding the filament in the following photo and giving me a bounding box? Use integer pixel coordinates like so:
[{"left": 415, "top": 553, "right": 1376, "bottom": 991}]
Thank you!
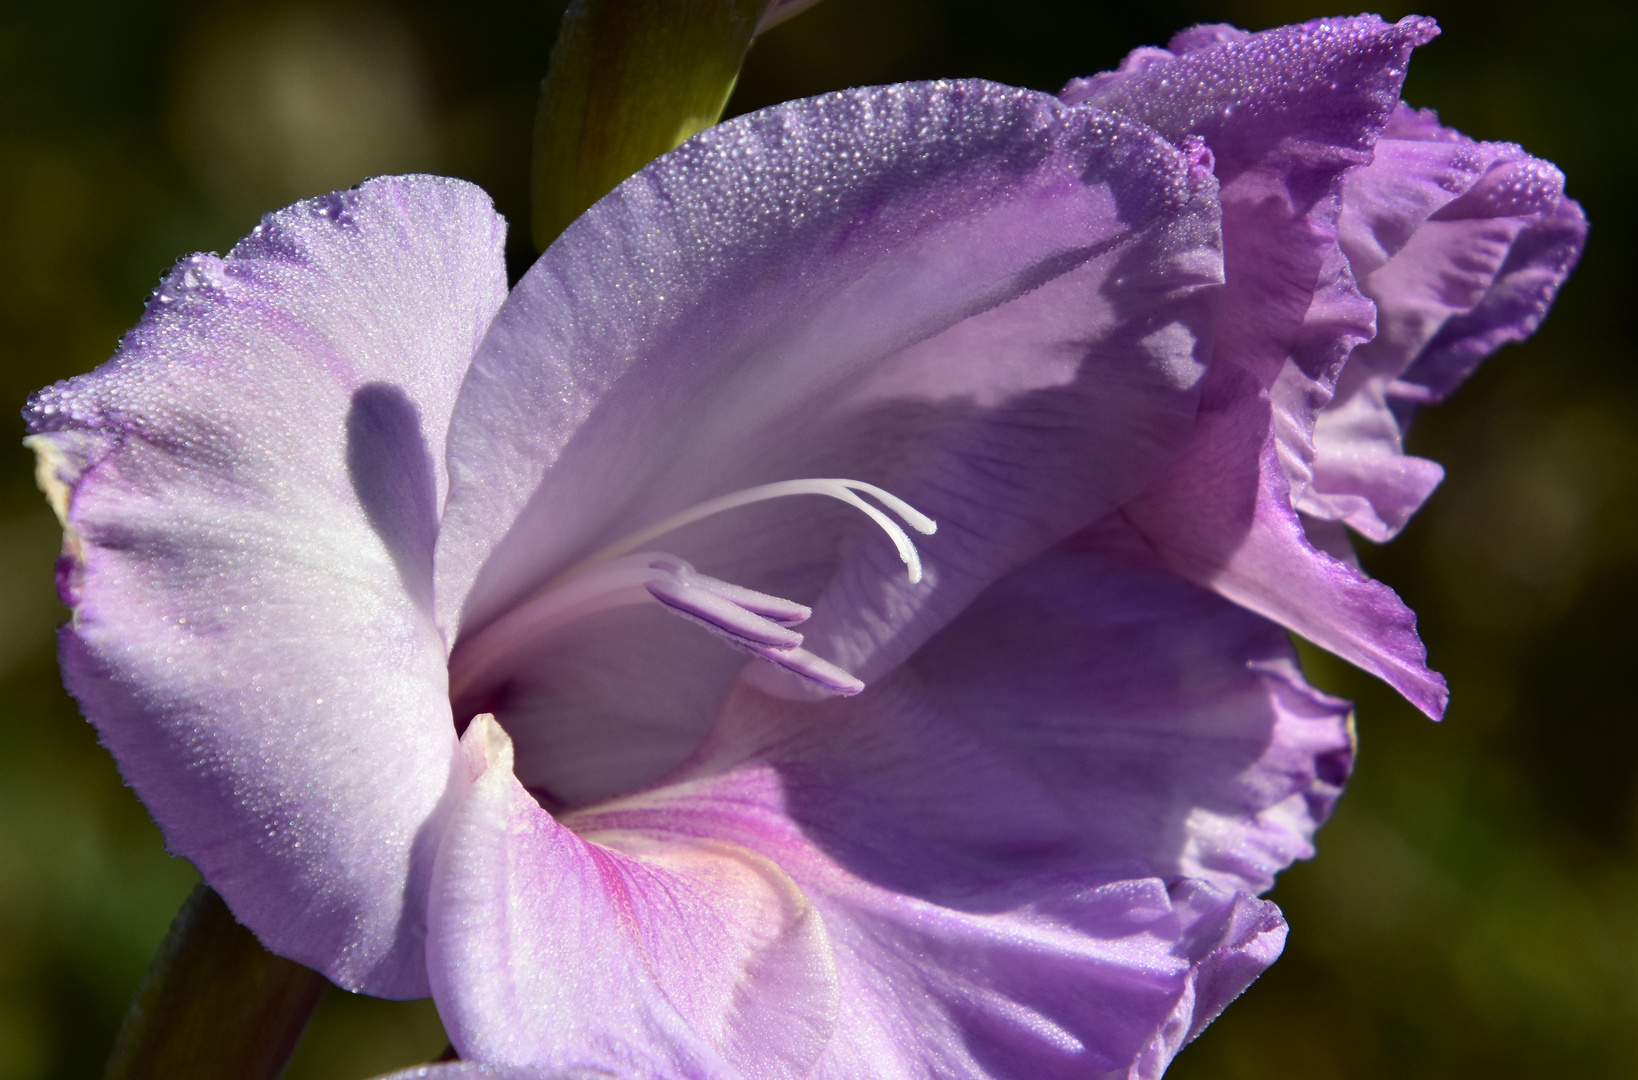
[{"left": 564, "top": 478, "right": 937, "bottom": 585}]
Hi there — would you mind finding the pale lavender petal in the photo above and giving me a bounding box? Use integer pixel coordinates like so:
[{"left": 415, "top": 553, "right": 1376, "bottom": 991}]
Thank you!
[
  {"left": 373, "top": 1064, "right": 705, "bottom": 1080},
  {"left": 24, "top": 176, "right": 508, "bottom": 995},
  {"left": 1302, "top": 105, "right": 1587, "bottom": 540},
  {"left": 1067, "top": 16, "right": 1454, "bottom": 714},
  {"left": 433, "top": 519, "right": 1349, "bottom": 1075},
  {"left": 428, "top": 716, "right": 838, "bottom": 1079},
  {"left": 436, "top": 81, "right": 1222, "bottom": 791},
  {"left": 372, "top": 1068, "right": 607, "bottom": 1079}
]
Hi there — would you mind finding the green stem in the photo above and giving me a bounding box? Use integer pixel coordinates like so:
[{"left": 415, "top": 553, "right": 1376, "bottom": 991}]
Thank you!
[
  {"left": 530, "top": 0, "right": 770, "bottom": 252},
  {"left": 105, "top": 885, "right": 330, "bottom": 1080}
]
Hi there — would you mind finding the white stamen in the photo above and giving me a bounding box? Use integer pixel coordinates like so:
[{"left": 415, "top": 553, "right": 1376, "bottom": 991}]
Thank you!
[
  {"left": 832, "top": 480, "right": 938, "bottom": 537},
  {"left": 447, "top": 479, "right": 936, "bottom": 705},
  {"left": 567, "top": 478, "right": 936, "bottom": 584}
]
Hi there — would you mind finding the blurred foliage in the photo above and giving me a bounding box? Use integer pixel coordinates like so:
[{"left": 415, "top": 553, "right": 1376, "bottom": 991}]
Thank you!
[{"left": 0, "top": 0, "right": 1631, "bottom": 1077}]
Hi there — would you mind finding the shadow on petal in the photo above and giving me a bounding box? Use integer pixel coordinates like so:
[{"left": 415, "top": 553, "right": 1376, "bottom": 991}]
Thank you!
[{"left": 348, "top": 382, "right": 440, "bottom": 612}]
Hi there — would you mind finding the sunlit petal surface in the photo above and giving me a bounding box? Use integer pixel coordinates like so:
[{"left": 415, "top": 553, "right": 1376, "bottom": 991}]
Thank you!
[
  {"left": 25, "top": 176, "right": 507, "bottom": 996},
  {"left": 21, "top": 12, "right": 1584, "bottom": 1077}
]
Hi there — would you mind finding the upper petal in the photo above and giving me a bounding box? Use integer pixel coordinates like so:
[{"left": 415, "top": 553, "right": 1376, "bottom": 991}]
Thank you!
[
  {"left": 376, "top": 1066, "right": 708, "bottom": 1080},
  {"left": 1302, "top": 105, "right": 1587, "bottom": 540},
  {"left": 436, "top": 80, "right": 1222, "bottom": 780},
  {"left": 1067, "top": 17, "right": 1439, "bottom": 499},
  {"left": 1065, "top": 15, "right": 1435, "bottom": 188},
  {"left": 1068, "top": 15, "right": 1434, "bottom": 509},
  {"left": 1067, "top": 16, "right": 1459, "bottom": 713},
  {"left": 24, "top": 175, "right": 508, "bottom": 994}
]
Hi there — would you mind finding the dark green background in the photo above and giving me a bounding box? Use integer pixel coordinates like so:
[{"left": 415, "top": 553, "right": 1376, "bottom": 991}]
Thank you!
[{"left": 1, "top": 1, "right": 1631, "bottom": 1077}]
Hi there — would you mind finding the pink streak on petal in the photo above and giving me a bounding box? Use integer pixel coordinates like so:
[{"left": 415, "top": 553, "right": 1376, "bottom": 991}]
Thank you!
[{"left": 429, "top": 716, "right": 839, "bottom": 1079}]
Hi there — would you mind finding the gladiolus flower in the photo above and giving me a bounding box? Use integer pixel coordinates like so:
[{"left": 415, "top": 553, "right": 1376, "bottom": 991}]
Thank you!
[{"left": 26, "top": 14, "right": 1580, "bottom": 1079}]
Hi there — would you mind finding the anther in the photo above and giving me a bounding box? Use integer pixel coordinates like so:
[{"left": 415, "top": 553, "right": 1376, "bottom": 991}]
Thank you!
[{"left": 644, "top": 576, "right": 806, "bottom": 648}]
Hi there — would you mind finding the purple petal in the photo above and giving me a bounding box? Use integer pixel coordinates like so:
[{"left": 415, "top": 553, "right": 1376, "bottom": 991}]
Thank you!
[
  {"left": 1065, "top": 16, "right": 1435, "bottom": 187},
  {"left": 1066, "top": 17, "right": 1456, "bottom": 714},
  {"left": 435, "top": 81, "right": 1222, "bottom": 792},
  {"left": 1301, "top": 105, "right": 1587, "bottom": 540},
  {"left": 372, "top": 1069, "right": 588, "bottom": 1080},
  {"left": 1128, "top": 442, "right": 1450, "bottom": 718},
  {"left": 1404, "top": 194, "right": 1586, "bottom": 397},
  {"left": 24, "top": 176, "right": 508, "bottom": 995},
  {"left": 430, "top": 519, "right": 1350, "bottom": 1075},
  {"left": 908, "top": 517, "right": 1355, "bottom": 896},
  {"left": 374, "top": 1065, "right": 707, "bottom": 1080},
  {"left": 428, "top": 716, "right": 837, "bottom": 1078}
]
